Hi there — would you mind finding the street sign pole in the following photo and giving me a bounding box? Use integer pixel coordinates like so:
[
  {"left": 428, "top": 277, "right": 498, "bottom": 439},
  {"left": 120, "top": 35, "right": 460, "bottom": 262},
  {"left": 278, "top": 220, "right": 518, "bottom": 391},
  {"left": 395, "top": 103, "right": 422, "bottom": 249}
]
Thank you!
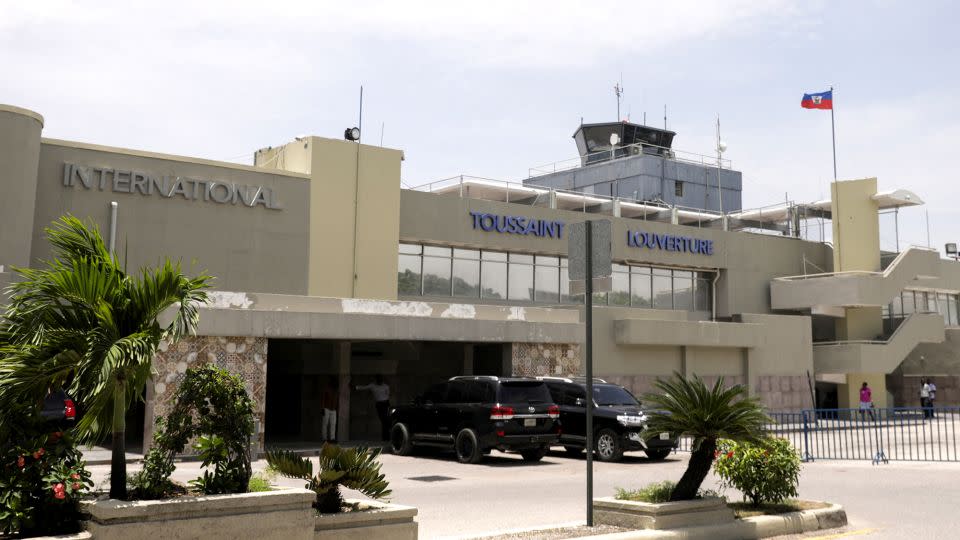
[{"left": 585, "top": 219, "right": 594, "bottom": 527}]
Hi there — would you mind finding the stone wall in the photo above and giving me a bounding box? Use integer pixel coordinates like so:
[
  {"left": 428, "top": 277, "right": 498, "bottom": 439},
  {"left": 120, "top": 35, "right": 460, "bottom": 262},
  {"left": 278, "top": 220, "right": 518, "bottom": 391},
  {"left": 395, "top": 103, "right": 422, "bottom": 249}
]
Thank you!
[
  {"left": 511, "top": 343, "right": 582, "bottom": 377},
  {"left": 755, "top": 375, "right": 814, "bottom": 411},
  {"left": 888, "top": 374, "right": 960, "bottom": 407},
  {"left": 146, "top": 336, "right": 268, "bottom": 452}
]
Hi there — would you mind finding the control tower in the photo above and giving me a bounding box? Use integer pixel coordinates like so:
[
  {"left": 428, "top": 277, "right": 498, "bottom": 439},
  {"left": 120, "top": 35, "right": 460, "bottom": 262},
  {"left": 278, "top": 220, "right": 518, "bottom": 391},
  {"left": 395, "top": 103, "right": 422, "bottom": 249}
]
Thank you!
[{"left": 525, "top": 121, "right": 742, "bottom": 214}]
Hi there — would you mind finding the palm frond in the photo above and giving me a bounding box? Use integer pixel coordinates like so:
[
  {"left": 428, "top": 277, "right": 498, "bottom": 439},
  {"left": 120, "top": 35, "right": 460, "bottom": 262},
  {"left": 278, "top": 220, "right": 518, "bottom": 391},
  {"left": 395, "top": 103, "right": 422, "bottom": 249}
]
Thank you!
[{"left": 265, "top": 449, "right": 314, "bottom": 481}]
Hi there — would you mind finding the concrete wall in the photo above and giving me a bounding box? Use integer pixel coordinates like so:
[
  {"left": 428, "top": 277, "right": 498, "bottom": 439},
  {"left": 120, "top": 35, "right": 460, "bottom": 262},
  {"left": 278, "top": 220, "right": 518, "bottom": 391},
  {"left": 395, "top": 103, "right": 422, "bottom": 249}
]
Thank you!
[
  {"left": 399, "top": 190, "right": 833, "bottom": 317},
  {"left": 32, "top": 140, "right": 312, "bottom": 294},
  {"left": 0, "top": 105, "right": 43, "bottom": 269},
  {"left": 257, "top": 137, "right": 403, "bottom": 300}
]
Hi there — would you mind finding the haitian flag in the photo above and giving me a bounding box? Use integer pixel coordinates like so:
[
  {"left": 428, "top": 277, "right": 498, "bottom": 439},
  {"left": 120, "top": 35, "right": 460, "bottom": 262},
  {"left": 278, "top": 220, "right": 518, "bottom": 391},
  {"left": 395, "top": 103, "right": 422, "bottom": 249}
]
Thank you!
[{"left": 801, "top": 90, "right": 833, "bottom": 110}]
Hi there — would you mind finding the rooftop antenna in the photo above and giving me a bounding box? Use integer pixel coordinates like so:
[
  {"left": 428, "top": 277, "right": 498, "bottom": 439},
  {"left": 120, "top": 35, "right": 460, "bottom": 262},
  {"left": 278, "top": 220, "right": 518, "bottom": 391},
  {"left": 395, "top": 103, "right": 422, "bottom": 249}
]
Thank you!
[
  {"left": 380, "top": 121, "right": 385, "bottom": 147},
  {"left": 614, "top": 81, "right": 624, "bottom": 121},
  {"left": 716, "top": 114, "right": 727, "bottom": 230},
  {"left": 358, "top": 85, "right": 364, "bottom": 144},
  {"left": 664, "top": 104, "right": 668, "bottom": 130}
]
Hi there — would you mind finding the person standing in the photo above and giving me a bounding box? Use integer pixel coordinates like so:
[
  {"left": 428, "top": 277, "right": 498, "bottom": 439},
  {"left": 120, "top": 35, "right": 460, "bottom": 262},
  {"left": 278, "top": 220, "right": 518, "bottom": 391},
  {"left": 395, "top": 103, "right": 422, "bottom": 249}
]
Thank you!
[
  {"left": 320, "top": 378, "right": 339, "bottom": 443},
  {"left": 859, "top": 382, "right": 875, "bottom": 421},
  {"left": 928, "top": 378, "right": 937, "bottom": 419},
  {"left": 920, "top": 378, "right": 931, "bottom": 419},
  {"left": 356, "top": 375, "right": 391, "bottom": 441}
]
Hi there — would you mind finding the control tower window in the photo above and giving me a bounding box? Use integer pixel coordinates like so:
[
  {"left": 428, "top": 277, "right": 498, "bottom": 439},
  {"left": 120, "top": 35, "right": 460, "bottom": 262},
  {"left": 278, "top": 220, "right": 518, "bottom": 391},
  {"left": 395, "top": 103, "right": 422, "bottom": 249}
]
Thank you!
[{"left": 675, "top": 181, "right": 684, "bottom": 197}]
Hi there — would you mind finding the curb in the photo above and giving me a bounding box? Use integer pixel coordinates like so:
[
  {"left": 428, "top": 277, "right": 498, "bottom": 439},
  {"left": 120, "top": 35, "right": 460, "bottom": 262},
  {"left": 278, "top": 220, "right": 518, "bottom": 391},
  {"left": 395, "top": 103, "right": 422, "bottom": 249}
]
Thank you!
[{"left": 567, "top": 503, "right": 847, "bottom": 540}]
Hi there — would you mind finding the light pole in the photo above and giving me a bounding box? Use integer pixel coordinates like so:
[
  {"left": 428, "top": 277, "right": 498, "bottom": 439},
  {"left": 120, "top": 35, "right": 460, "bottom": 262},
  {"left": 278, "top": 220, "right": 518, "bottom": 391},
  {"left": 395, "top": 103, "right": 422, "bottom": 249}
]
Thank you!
[{"left": 715, "top": 116, "right": 727, "bottom": 230}]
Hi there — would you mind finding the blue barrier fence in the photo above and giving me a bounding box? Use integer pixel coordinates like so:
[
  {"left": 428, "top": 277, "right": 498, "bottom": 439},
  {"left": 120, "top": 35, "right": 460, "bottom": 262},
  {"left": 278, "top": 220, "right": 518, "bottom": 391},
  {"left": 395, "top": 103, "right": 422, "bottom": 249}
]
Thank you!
[{"left": 675, "top": 407, "right": 960, "bottom": 464}]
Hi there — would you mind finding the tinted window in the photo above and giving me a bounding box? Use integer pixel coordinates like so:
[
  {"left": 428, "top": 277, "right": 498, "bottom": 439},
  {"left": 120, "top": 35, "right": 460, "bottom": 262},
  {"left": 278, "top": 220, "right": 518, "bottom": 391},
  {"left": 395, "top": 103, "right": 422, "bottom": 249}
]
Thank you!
[
  {"left": 465, "top": 381, "right": 493, "bottom": 403},
  {"left": 593, "top": 385, "right": 639, "bottom": 406},
  {"left": 446, "top": 381, "right": 469, "bottom": 403},
  {"left": 422, "top": 383, "right": 446, "bottom": 403},
  {"left": 498, "top": 381, "right": 552, "bottom": 403}
]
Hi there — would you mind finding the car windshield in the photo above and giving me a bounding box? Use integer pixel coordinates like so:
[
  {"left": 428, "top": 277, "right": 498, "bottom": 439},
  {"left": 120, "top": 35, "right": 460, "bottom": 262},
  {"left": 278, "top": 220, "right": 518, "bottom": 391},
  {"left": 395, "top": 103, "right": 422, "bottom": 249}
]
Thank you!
[
  {"left": 499, "top": 382, "right": 552, "bottom": 404},
  {"left": 593, "top": 385, "right": 639, "bottom": 407}
]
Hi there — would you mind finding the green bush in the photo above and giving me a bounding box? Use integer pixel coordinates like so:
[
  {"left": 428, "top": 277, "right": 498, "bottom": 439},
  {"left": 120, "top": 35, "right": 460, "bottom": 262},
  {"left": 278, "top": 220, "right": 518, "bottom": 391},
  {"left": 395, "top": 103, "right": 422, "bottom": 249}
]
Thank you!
[
  {"left": 616, "top": 481, "right": 719, "bottom": 503},
  {"left": 135, "top": 365, "right": 255, "bottom": 498},
  {"left": 266, "top": 444, "right": 391, "bottom": 513},
  {"left": 713, "top": 437, "right": 801, "bottom": 507},
  {"left": 0, "top": 402, "right": 93, "bottom": 536},
  {"left": 247, "top": 469, "right": 277, "bottom": 492}
]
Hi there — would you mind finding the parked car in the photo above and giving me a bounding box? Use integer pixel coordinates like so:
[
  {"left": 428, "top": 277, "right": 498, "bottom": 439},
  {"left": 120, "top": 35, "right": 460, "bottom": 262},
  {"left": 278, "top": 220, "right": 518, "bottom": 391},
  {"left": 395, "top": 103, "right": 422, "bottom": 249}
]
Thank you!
[
  {"left": 389, "top": 376, "right": 561, "bottom": 463},
  {"left": 538, "top": 377, "right": 676, "bottom": 462},
  {"left": 40, "top": 389, "right": 77, "bottom": 428}
]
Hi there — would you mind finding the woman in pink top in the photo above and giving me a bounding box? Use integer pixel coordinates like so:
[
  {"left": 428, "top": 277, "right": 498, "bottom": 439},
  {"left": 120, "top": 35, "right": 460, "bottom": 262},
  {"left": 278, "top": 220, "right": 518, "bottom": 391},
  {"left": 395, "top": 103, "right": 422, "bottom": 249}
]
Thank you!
[{"left": 859, "top": 382, "right": 875, "bottom": 421}]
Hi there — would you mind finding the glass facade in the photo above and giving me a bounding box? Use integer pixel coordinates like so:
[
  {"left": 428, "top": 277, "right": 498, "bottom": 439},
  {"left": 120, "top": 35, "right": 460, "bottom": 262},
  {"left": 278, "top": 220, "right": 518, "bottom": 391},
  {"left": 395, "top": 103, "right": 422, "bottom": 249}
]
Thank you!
[
  {"left": 884, "top": 289, "right": 960, "bottom": 327},
  {"left": 398, "top": 243, "right": 714, "bottom": 313}
]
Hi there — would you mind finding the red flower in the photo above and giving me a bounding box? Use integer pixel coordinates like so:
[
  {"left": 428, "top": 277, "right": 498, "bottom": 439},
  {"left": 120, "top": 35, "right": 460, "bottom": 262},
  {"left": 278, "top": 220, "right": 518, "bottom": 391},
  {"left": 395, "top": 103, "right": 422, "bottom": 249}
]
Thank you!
[
  {"left": 726, "top": 451, "right": 734, "bottom": 459},
  {"left": 17, "top": 456, "right": 25, "bottom": 468},
  {"left": 70, "top": 473, "right": 80, "bottom": 480},
  {"left": 53, "top": 483, "right": 66, "bottom": 500},
  {"left": 72, "top": 482, "right": 81, "bottom": 491},
  {"left": 33, "top": 448, "right": 45, "bottom": 459}
]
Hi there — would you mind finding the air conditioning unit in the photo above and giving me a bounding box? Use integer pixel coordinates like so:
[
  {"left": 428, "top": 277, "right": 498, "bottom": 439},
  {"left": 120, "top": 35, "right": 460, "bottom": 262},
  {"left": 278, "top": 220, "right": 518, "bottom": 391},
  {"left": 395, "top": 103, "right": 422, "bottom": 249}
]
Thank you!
[{"left": 630, "top": 145, "right": 643, "bottom": 155}]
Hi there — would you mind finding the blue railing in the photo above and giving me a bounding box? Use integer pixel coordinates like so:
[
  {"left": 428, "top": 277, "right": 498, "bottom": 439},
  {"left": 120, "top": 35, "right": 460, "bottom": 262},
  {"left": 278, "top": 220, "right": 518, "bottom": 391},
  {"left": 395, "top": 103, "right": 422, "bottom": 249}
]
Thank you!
[{"left": 674, "top": 407, "right": 960, "bottom": 464}]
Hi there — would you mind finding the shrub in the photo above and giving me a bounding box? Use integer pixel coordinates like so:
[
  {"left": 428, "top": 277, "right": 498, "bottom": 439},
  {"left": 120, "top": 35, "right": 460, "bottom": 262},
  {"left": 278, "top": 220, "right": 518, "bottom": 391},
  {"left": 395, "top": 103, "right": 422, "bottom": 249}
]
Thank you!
[
  {"left": 0, "top": 402, "right": 93, "bottom": 536},
  {"left": 713, "top": 437, "right": 801, "bottom": 507},
  {"left": 247, "top": 469, "right": 277, "bottom": 493},
  {"left": 267, "top": 444, "right": 391, "bottom": 513},
  {"left": 135, "top": 365, "right": 255, "bottom": 498}
]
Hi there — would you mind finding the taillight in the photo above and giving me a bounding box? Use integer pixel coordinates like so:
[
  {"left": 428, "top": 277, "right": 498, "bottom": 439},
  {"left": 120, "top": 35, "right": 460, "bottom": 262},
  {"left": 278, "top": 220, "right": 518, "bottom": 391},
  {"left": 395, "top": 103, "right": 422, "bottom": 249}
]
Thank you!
[
  {"left": 547, "top": 405, "right": 560, "bottom": 419},
  {"left": 64, "top": 399, "right": 76, "bottom": 419},
  {"left": 490, "top": 405, "right": 514, "bottom": 420}
]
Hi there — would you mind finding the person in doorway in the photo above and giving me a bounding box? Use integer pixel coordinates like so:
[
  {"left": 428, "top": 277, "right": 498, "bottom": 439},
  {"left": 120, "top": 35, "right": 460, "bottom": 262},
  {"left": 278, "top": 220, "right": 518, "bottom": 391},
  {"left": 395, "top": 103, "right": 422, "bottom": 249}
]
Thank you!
[
  {"left": 859, "top": 382, "right": 875, "bottom": 421},
  {"left": 320, "top": 378, "right": 338, "bottom": 444},
  {"left": 928, "top": 378, "right": 937, "bottom": 418},
  {"left": 355, "top": 375, "right": 391, "bottom": 441}
]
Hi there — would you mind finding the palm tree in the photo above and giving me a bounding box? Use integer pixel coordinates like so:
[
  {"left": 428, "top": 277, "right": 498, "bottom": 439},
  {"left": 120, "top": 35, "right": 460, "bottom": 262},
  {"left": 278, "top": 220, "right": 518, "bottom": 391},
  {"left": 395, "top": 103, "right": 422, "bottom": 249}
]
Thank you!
[
  {"left": 0, "top": 216, "right": 210, "bottom": 500},
  {"left": 641, "top": 372, "right": 771, "bottom": 501}
]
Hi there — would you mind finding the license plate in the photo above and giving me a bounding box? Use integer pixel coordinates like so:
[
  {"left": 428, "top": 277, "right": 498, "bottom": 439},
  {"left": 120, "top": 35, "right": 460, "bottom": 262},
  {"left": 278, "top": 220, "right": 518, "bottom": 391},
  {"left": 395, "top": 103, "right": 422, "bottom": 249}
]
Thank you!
[
  {"left": 524, "top": 418, "right": 536, "bottom": 427},
  {"left": 628, "top": 432, "right": 642, "bottom": 442},
  {"left": 659, "top": 432, "right": 670, "bottom": 440}
]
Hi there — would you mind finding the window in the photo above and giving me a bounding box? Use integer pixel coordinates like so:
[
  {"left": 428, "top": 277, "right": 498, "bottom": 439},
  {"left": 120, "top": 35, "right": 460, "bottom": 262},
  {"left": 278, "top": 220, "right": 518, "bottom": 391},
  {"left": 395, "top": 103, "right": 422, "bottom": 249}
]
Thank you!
[
  {"left": 949, "top": 295, "right": 959, "bottom": 326},
  {"left": 938, "top": 293, "right": 950, "bottom": 326},
  {"left": 675, "top": 181, "right": 684, "bottom": 197},
  {"left": 508, "top": 253, "right": 534, "bottom": 301},
  {"left": 481, "top": 251, "right": 507, "bottom": 299},
  {"left": 630, "top": 266, "right": 652, "bottom": 308},
  {"left": 695, "top": 272, "right": 713, "bottom": 312},
  {"left": 673, "top": 270, "right": 694, "bottom": 311},
  {"left": 534, "top": 256, "right": 560, "bottom": 302},
  {"left": 652, "top": 268, "right": 673, "bottom": 309},
  {"left": 398, "top": 243, "right": 422, "bottom": 296},
  {"left": 609, "top": 264, "right": 630, "bottom": 306},
  {"left": 422, "top": 246, "right": 452, "bottom": 296},
  {"left": 560, "top": 258, "right": 583, "bottom": 304},
  {"left": 452, "top": 249, "right": 480, "bottom": 297},
  {"left": 902, "top": 291, "right": 916, "bottom": 315},
  {"left": 891, "top": 294, "right": 903, "bottom": 319}
]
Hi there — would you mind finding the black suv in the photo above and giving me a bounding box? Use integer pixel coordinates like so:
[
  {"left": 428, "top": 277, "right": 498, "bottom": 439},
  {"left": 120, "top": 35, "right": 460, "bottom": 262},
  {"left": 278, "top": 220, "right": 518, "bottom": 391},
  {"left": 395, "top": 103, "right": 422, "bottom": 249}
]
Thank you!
[
  {"left": 539, "top": 377, "right": 676, "bottom": 462},
  {"left": 389, "top": 376, "right": 561, "bottom": 464}
]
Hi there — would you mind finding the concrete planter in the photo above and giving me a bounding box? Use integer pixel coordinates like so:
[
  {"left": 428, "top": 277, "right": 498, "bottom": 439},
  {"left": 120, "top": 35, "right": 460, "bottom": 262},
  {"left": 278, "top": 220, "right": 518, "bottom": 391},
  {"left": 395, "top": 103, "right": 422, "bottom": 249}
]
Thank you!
[
  {"left": 80, "top": 488, "right": 316, "bottom": 540},
  {"left": 594, "top": 496, "right": 735, "bottom": 530},
  {"left": 590, "top": 498, "right": 846, "bottom": 539},
  {"left": 314, "top": 499, "right": 418, "bottom": 540}
]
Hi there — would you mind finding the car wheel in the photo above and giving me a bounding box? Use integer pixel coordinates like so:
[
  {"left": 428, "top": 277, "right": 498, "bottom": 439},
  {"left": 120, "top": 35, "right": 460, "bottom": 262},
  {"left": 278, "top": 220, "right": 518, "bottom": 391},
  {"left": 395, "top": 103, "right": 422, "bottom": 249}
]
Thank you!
[
  {"left": 595, "top": 429, "right": 623, "bottom": 462},
  {"left": 644, "top": 447, "right": 672, "bottom": 461},
  {"left": 455, "top": 428, "right": 483, "bottom": 464},
  {"left": 520, "top": 445, "right": 548, "bottom": 462},
  {"left": 390, "top": 423, "right": 414, "bottom": 456},
  {"left": 564, "top": 445, "right": 584, "bottom": 455}
]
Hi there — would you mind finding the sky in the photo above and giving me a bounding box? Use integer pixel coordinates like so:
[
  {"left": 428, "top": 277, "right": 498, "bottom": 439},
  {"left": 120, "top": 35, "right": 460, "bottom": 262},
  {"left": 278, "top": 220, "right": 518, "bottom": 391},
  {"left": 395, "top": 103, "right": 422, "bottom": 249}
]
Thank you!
[{"left": 2, "top": 0, "right": 958, "bottom": 256}]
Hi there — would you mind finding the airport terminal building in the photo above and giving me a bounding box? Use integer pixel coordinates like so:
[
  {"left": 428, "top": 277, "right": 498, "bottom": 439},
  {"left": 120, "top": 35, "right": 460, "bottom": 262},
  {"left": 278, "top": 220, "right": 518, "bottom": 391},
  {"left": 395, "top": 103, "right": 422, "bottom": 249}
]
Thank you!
[{"left": 2, "top": 104, "right": 958, "bottom": 449}]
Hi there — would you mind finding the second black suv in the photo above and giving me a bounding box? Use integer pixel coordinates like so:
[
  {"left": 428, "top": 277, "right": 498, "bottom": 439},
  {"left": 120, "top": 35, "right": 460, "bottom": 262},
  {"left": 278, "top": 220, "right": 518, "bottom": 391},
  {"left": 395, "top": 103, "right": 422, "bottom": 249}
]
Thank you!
[
  {"left": 389, "top": 376, "right": 561, "bottom": 464},
  {"left": 540, "top": 377, "right": 676, "bottom": 462}
]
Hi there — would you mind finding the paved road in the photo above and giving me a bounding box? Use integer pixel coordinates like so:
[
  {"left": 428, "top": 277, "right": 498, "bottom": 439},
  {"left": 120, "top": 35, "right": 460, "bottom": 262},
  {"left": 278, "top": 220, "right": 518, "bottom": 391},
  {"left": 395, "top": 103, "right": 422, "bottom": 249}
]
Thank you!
[{"left": 88, "top": 448, "right": 960, "bottom": 539}]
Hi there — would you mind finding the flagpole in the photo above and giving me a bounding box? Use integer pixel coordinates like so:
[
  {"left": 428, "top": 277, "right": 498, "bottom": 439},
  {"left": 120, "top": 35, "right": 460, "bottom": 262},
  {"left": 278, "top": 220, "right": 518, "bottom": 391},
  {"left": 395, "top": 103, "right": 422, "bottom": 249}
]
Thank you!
[{"left": 830, "top": 85, "right": 837, "bottom": 181}]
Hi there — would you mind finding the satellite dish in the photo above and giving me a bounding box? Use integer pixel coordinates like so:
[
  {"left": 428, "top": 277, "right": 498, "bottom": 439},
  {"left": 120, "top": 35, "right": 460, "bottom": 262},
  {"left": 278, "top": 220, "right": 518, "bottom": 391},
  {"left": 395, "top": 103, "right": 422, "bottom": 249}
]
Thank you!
[{"left": 609, "top": 133, "right": 620, "bottom": 146}]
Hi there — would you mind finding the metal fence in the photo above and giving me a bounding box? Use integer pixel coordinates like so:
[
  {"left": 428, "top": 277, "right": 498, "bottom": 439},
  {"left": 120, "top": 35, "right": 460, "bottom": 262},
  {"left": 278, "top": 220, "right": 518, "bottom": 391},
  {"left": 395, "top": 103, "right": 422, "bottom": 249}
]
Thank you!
[{"left": 674, "top": 407, "right": 960, "bottom": 464}]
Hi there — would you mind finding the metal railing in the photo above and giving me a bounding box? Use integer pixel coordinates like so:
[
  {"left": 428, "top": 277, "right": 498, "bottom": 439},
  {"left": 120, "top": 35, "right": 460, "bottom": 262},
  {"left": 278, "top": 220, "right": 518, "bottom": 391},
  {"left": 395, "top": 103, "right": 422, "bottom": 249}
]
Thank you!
[
  {"left": 527, "top": 142, "right": 732, "bottom": 178},
  {"left": 674, "top": 407, "right": 960, "bottom": 464}
]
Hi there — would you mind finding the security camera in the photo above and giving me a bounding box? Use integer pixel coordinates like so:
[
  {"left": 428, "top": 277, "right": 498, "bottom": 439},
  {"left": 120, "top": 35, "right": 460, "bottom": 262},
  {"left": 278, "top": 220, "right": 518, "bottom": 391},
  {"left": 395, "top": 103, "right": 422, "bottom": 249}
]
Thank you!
[{"left": 344, "top": 127, "right": 361, "bottom": 141}]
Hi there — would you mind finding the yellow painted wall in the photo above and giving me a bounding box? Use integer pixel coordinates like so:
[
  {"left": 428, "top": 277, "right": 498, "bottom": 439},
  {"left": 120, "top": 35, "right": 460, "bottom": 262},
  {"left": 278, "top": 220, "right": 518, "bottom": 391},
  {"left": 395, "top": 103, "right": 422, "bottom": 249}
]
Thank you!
[
  {"left": 830, "top": 178, "right": 880, "bottom": 273},
  {"left": 838, "top": 372, "right": 888, "bottom": 409}
]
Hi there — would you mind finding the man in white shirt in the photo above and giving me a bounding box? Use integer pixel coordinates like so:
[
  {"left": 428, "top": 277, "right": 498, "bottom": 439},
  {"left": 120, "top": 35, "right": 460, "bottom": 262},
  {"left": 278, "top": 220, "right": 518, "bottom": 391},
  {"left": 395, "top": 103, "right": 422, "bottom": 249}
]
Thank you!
[
  {"left": 920, "top": 378, "right": 931, "bottom": 419},
  {"left": 356, "top": 375, "right": 391, "bottom": 441},
  {"left": 928, "top": 378, "right": 937, "bottom": 418}
]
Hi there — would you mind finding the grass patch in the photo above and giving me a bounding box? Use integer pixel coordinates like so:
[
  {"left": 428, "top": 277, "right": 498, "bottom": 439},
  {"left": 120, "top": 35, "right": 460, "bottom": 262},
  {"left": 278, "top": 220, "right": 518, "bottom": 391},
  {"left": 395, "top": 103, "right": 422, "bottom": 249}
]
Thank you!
[
  {"left": 729, "top": 499, "right": 830, "bottom": 518},
  {"left": 616, "top": 481, "right": 719, "bottom": 503},
  {"left": 247, "top": 468, "right": 279, "bottom": 493}
]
